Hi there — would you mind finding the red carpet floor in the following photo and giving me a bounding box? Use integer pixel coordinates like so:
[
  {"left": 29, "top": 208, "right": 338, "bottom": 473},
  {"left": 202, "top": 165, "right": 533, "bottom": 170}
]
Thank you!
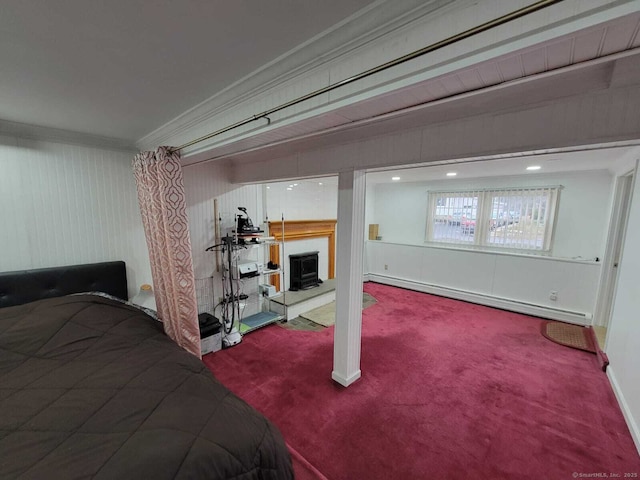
[{"left": 203, "top": 283, "right": 640, "bottom": 480}]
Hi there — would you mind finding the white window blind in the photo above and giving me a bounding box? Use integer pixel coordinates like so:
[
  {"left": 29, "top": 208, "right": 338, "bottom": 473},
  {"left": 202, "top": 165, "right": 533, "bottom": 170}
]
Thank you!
[
  {"left": 426, "top": 186, "right": 560, "bottom": 251},
  {"left": 428, "top": 191, "right": 481, "bottom": 244}
]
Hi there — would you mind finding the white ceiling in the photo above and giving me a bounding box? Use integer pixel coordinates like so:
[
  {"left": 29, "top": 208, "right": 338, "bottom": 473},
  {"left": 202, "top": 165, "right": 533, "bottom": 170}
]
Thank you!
[
  {"left": 365, "top": 146, "right": 638, "bottom": 184},
  {"left": 0, "top": 0, "right": 375, "bottom": 141},
  {"left": 258, "top": 146, "right": 638, "bottom": 187},
  {"left": 4, "top": 1, "right": 639, "bottom": 162}
]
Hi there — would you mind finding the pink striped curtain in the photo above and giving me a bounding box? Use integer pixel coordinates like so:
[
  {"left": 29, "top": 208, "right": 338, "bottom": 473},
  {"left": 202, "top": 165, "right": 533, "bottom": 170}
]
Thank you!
[{"left": 132, "top": 146, "right": 201, "bottom": 358}]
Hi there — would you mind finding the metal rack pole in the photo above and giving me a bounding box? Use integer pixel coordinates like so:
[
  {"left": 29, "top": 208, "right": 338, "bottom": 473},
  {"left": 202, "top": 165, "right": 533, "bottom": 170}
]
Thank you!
[{"left": 281, "top": 213, "right": 285, "bottom": 312}]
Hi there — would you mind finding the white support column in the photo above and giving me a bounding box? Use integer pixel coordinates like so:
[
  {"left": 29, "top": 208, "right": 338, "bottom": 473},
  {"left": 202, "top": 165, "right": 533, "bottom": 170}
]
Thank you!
[{"left": 332, "top": 169, "right": 366, "bottom": 387}]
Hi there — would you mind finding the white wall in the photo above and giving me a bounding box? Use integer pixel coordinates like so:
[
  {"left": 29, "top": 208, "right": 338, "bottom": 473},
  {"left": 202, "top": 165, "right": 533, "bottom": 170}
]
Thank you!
[
  {"left": 184, "top": 172, "right": 339, "bottom": 310},
  {"left": 265, "top": 178, "right": 338, "bottom": 290},
  {"left": 364, "top": 170, "right": 614, "bottom": 322},
  {"left": 370, "top": 170, "right": 613, "bottom": 259},
  {"left": 367, "top": 241, "right": 601, "bottom": 322},
  {"left": 182, "top": 160, "right": 263, "bottom": 316},
  {"left": 606, "top": 163, "right": 640, "bottom": 453},
  {"left": 265, "top": 178, "right": 337, "bottom": 221},
  {"left": 0, "top": 135, "right": 151, "bottom": 299}
]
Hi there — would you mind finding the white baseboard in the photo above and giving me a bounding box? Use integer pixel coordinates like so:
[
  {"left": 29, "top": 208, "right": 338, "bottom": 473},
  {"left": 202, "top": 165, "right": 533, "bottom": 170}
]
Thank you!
[
  {"left": 607, "top": 366, "right": 640, "bottom": 456},
  {"left": 331, "top": 369, "right": 362, "bottom": 387},
  {"left": 367, "top": 273, "right": 589, "bottom": 325}
]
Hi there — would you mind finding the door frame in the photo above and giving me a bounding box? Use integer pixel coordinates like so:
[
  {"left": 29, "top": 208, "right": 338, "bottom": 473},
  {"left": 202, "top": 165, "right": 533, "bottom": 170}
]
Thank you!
[{"left": 593, "top": 167, "right": 636, "bottom": 339}]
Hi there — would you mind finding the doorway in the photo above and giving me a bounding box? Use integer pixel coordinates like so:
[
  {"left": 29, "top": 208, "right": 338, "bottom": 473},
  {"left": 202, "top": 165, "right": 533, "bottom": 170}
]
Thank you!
[{"left": 594, "top": 170, "right": 635, "bottom": 350}]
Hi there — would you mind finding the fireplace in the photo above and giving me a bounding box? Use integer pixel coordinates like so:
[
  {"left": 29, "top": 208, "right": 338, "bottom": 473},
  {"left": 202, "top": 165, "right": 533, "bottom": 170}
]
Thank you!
[{"left": 289, "top": 251, "right": 320, "bottom": 291}]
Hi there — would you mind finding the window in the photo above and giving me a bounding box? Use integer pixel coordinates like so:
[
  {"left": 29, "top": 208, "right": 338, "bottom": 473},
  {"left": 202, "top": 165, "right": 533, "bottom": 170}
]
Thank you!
[{"left": 426, "top": 186, "right": 560, "bottom": 251}]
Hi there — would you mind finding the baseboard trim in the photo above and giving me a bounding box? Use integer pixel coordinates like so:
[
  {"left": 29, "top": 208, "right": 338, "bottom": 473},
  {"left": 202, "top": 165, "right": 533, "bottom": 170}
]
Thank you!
[
  {"left": 367, "top": 273, "right": 589, "bottom": 325},
  {"left": 607, "top": 366, "right": 640, "bottom": 456},
  {"left": 331, "top": 369, "right": 362, "bottom": 387}
]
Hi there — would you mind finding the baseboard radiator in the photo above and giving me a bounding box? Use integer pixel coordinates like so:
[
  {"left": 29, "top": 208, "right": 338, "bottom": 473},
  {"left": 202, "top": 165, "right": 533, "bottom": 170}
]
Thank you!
[{"left": 365, "top": 273, "right": 590, "bottom": 325}]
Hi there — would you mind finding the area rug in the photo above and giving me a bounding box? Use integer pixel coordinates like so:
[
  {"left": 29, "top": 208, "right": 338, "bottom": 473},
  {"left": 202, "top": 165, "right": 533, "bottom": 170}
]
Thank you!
[
  {"left": 299, "top": 292, "right": 377, "bottom": 327},
  {"left": 278, "top": 316, "right": 325, "bottom": 332},
  {"left": 541, "top": 321, "right": 597, "bottom": 353}
]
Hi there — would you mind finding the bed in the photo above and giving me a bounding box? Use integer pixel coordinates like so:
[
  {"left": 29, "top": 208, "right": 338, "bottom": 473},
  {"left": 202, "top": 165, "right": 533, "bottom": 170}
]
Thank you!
[{"left": 0, "top": 262, "right": 293, "bottom": 480}]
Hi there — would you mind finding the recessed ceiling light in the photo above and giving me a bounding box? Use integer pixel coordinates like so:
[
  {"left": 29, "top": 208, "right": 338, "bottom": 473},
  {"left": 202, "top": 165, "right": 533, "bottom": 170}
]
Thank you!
[
  {"left": 266, "top": 186, "right": 270, "bottom": 189},
  {"left": 318, "top": 182, "right": 323, "bottom": 185},
  {"left": 391, "top": 176, "right": 401, "bottom": 181},
  {"left": 526, "top": 165, "right": 541, "bottom": 171},
  {"left": 446, "top": 172, "right": 457, "bottom": 177},
  {"left": 286, "top": 187, "right": 293, "bottom": 191},
  {"left": 288, "top": 184, "right": 294, "bottom": 187},
  {"left": 293, "top": 183, "right": 298, "bottom": 186}
]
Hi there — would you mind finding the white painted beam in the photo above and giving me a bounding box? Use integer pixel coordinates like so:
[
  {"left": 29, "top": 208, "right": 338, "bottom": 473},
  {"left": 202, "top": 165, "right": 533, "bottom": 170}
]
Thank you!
[
  {"left": 332, "top": 170, "right": 366, "bottom": 387},
  {"left": 230, "top": 78, "right": 640, "bottom": 184},
  {"left": 144, "top": 0, "right": 640, "bottom": 154}
]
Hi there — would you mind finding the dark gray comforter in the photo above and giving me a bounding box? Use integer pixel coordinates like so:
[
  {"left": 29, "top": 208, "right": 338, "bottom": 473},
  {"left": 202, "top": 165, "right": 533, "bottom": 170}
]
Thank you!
[{"left": 0, "top": 295, "right": 293, "bottom": 479}]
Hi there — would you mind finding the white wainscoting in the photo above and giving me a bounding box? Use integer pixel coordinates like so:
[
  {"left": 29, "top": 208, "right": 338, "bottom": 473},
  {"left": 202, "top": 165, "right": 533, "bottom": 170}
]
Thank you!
[
  {"left": 605, "top": 159, "right": 640, "bottom": 455},
  {"left": 0, "top": 135, "right": 150, "bottom": 299},
  {"left": 183, "top": 160, "right": 262, "bottom": 315},
  {"left": 607, "top": 366, "right": 640, "bottom": 455},
  {"left": 365, "top": 241, "right": 601, "bottom": 324}
]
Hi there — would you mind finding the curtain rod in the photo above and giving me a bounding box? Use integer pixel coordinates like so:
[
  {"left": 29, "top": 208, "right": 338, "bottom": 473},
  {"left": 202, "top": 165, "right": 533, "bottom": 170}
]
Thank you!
[{"left": 173, "top": 0, "right": 564, "bottom": 152}]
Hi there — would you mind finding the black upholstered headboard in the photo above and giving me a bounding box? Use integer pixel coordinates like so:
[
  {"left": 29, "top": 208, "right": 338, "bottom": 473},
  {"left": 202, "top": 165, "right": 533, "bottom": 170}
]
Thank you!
[{"left": 0, "top": 261, "right": 128, "bottom": 309}]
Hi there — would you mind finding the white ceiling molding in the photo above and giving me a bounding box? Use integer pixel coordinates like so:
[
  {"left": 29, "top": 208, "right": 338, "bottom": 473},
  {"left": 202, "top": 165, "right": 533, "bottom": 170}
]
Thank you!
[
  {"left": 139, "top": 0, "right": 640, "bottom": 155},
  {"left": 610, "top": 145, "right": 640, "bottom": 174},
  {"left": 175, "top": 31, "right": 640, "bottom": 169},
  {"left": 0, "top": 119, "right": 137, "bottom": 152}
]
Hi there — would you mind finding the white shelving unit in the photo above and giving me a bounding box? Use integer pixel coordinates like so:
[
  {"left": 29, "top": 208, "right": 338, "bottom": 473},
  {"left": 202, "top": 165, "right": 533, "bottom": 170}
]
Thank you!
[{"left": 237, "top": 238, "right": 285, "bottom": 334}]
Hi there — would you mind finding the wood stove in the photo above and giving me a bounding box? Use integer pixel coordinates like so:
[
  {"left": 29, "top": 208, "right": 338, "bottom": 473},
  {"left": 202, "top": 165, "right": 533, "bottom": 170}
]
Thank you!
[{"left": 289, "top": 251, "right": 320, "bottom": 291}]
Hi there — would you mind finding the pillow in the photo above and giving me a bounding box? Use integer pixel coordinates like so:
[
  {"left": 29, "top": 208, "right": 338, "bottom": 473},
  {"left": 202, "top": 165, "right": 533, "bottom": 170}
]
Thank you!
[{"left": 69, "top": 291, "right": 160, "bottom": 321}]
